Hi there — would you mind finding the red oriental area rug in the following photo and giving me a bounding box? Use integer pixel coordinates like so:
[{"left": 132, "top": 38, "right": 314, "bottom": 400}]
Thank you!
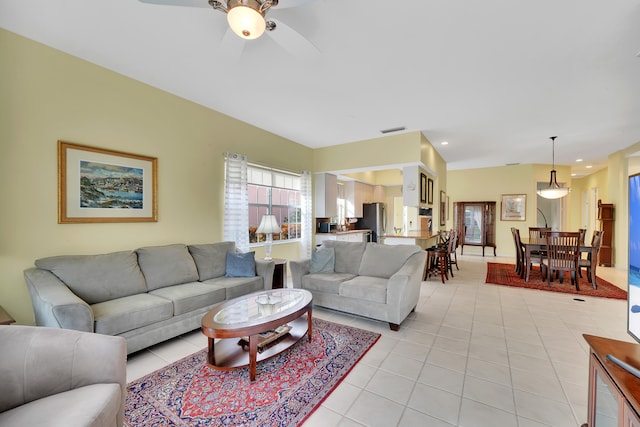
[
  {"left": 124, "top": 318, "right": 380, "bottom": 427},
  {"left": 486, "top": 262, "right": 627, "bottom": 300}
]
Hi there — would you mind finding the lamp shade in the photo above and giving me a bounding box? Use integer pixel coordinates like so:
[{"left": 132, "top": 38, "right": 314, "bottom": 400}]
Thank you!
[
  {"left": 256, "top": 214, "right": 280, "bottom": 234},
  {"left": 227, "top": 3, "right": 266, "bottom": 40},
  {"left": 538, "top": 136, "right": 570, "bottom": 199},
  {"left": 537, "top": 170, "right": 571, "bottom": 199}
]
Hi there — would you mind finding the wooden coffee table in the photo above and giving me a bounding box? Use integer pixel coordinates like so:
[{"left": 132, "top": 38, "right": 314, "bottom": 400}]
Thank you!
[{"left": 201, "top": 289, "right": 313, "bottom": 381}]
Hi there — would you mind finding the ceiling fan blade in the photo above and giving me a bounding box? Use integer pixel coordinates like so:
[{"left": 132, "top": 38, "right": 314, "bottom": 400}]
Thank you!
[
  {"left": 272, "top": 0, "right": 317, "bottom": 9},
  {"left": 138, "top": 0, "right": 315, "bottom": 8},
  {"left": 138, "top": 0, "right": 210, "bottom": 7},
  {"left": 219, "top": 29, "right": 246, "bottom": 62},
  {"left": 266, "top": 18, "right": 320, "bottom": 60}
]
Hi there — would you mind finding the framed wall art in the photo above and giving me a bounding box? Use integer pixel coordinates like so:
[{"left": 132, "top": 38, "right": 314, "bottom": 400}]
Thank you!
[
  {"left": 427, "top": 178, "right": 434, "bottom": 205},
  {"left": 500, "top": 194, "right": 526, "bottom": 221},
  {"left": 440, "top": 191, "right": 446, "bottom": 226},
  {"left": 420, "top": 173, "right": 427, "bottom": 203},
  {"left": 58, "top": 141, "right": 158, "bottom": 223}
]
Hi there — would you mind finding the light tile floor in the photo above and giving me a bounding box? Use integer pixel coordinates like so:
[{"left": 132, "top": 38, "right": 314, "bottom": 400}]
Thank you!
[{"left": 126, "top": 254, "right": 631, "bottom": 427}]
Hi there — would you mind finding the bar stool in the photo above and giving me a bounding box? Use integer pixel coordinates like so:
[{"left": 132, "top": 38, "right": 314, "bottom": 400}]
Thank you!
[{"left": 424, "top": 249, "right": 448, "bottom": 283}]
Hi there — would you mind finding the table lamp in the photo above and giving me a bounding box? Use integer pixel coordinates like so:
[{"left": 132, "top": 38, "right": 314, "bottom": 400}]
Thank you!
[{"left": 256, "top": 214, "right": 280, "bottom": 260}]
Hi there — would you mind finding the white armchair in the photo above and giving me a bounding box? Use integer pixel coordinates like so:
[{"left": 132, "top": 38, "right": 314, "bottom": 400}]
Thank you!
[{"left": 0, "top": 325, "right": 127, "bottom": 427}]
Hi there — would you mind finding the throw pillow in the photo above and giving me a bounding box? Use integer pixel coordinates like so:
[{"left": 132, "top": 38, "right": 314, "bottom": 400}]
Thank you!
[
  {"left": 225, "top": 251, "right": 256, "bottom": 277},
  {"left": 310, "top": 246, "right": 335, "bottom": 274}
]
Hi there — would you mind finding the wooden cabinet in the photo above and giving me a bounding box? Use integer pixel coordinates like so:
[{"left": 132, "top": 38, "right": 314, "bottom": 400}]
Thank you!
[
  {"left": 345, "top": 181, "right": 373, "bottom": 217},
  {"left": 598, "top": 200, "right": 614, "bottom": 267},
  {"left": 453, "top": 201, "right": 496, "bottom": 256},
  {"left": 583, "top": 334, "right": 640, "bottom": 427},
  {"left": 314, "top": 173, "right": 337, "bottom": 218}
]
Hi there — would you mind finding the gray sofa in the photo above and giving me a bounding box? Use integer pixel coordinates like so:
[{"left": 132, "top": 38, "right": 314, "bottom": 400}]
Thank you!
[
  {"left": 290, "top": 241, "right": 426, "bottom": 330},
  {"left": 0, "top": 325, "right": 126, "bottom": 427},
  {"left": 24, "top": 242, "right": 274, "bottom": 354}
]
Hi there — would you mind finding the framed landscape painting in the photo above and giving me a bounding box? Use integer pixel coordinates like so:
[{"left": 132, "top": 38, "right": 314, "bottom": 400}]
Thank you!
[
  {"left": 58, "top": 141, "right": 158, "bottom": 223},
  {"left": 501, "top": 194, "right": 526, "bottom": 221}
]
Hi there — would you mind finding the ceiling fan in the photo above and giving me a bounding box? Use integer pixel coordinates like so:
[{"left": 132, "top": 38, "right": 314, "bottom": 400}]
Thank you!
[{"left": 139, "top": 0, "right": 320, "bottom": 59}]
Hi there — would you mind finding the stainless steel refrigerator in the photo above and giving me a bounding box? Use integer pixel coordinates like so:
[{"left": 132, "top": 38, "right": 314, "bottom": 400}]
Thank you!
[{"left": 359, "top": 202, "right": 386, "bottom": 243}]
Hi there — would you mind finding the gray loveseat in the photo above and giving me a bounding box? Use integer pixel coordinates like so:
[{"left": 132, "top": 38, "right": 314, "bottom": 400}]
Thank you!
[
  {"left": 24, "top": 242, "right": 274, "bottom": 354},
  {"left": 0, "top": 325, "right": 126, "bottom": 427},
  {"left": 290, "top": 241, "right": 426, "bottom": 330}
]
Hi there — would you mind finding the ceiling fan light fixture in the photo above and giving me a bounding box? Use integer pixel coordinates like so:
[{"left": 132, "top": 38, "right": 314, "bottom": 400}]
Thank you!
[
  {"left": 537, "top": 136, "right": 571, "bottom": 199},
  {"left": 227, "top": 0, "right": 266, "bottom": 40}
]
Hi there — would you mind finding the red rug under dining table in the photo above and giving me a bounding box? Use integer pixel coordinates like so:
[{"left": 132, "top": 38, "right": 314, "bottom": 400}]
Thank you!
[{"left": 485, "top": 262, "right": 627, "bottom": 300}]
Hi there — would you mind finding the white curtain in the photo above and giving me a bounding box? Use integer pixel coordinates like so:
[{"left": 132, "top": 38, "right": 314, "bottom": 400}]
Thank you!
[
  {"left": 224, "top": 152, "right": 249, "bottom": 252},
  {"left": 300, "top": 171, "right": 313, "bottom": 258}
]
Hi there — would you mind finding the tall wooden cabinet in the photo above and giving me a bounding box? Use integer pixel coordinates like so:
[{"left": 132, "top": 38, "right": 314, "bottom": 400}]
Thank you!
[
  {"left": 598, "top": 200, "right": 614, "bottom": 267},
  {"left": 453, "top": 201, "right": 497, "bottom": 256}
]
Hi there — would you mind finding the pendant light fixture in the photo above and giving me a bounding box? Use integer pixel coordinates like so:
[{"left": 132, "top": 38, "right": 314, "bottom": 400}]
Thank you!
[{"left": 537, "top": 136, "right": 571, "bottom": 199}]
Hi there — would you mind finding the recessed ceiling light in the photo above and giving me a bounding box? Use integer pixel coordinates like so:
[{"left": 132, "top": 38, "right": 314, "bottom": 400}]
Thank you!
[
  {"left": 441, "top": 141, "right": 449, "bottom": 145},
  {"left": 571, "top": 173, "right": 577, "bottom": 176},
  {"left": 586, "top": 165, "right": 593, "bottom": 169},
  {"left": 576, "top": 159, "right": 583, "bottom": 162}
]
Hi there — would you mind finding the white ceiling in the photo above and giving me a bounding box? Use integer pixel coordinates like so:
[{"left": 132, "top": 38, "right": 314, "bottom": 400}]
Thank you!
[{"left": 2, "top": 0, "right": 640, "bottom": 176}]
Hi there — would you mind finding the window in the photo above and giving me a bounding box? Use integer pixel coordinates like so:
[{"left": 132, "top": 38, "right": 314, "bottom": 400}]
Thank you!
[{"left": 248, "top": 165, "right": 302, "bottom": 245}]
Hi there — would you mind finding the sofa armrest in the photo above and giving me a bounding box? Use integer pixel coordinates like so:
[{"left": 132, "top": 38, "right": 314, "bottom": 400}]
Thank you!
[
  {"left": 0, "top": 325, "right": 127, "bottom": 425},
  {"left": 289, "top": 259, "right": 311, "bottom": 288},
  {"left": 24, "top": 268, "right": 94, "bottom": 332},
  {"left": 255, "top": 259, "right": 275, "bottom": 289},
  {"left": 386, "top": 251, "right": 427, "bottom": 314}
]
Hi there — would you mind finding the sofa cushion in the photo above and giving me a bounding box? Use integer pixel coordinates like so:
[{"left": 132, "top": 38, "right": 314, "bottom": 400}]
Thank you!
[
  {"left": 358, "top": 244, "right": 422, "bottom": 279},
  {"left": 149, "top": 282, "right": 226, "bottom": 316},
  {"left": 0, "top": 383, "right": 121, "bottom": 427},
  {"left": 339, "top": 276, "right": 388, "bottom": 304},
  {"left": 321, "top": 241, "right": 367, "bottom": 275},
  {"left": 310, "top": 246, "right": 335, "bottom": 273},
  {"left": 225, "top": 251, "right": 256, "bottom": 278},
  {"left": 35, "top": 251, "right": 146, "bottom": 305},
  {"left": 188, "top": 242, "right": 236, "bottom": 281},
  {"left": 137, "top": 244, "right": 199, "bottom": 291},
  {"left": 91, "top": 293, "right": 173, "bottom": 336},
  {"left": 203, "top": 276, "right": 264, "bottom": 299},
  {"left": 302, "top": 273, "right": 356, "bottom": 294}
]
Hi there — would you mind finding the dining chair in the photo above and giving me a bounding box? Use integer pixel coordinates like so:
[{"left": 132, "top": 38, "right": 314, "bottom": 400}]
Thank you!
[
  {"left": 542, "top": 231, "right": 581, "bottom": 290},
  {"left": 528, "top": 227, "right": 550, "bottom": 273},
  {"left": 578, "top": 228, "right": 587, "bottom": 246},
  {"left": 447, "top": 229, "right": 459, "bottom": 273},
  {"left": 511, "top": 227, "right": 524, "bottom": 276},
  {"left": 579, "top": 230, "right": 604, "bottom": 289}
]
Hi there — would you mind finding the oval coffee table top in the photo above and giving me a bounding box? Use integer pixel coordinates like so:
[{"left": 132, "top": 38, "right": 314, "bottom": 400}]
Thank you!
[{"left": 202, "top": 289, "right": 312, "bottom": 332}]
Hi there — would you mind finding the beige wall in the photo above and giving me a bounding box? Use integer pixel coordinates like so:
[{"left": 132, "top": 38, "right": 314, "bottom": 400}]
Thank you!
[
  {"left": 4, "top": 27, "right": 637, "bottom": 326},
  {"left": 313, "top": 132, "right": 421, "bottom": 173},
  {"left": 0, "top": 29, "right": 313, "bottom": 324},
  {"left": 447, "top": 164, "right": 579, "bottom": 256}
]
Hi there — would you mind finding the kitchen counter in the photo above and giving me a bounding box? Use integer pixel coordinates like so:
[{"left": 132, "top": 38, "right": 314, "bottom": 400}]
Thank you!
[
  {"left": 381, "top": 231, "right": 438, "bottom": 249},
  {"left": 383, "top": 231, "right": 436, "bottom": 239},
  {"left": 315, "top": 229, "right": 371, "bottom": 244}
]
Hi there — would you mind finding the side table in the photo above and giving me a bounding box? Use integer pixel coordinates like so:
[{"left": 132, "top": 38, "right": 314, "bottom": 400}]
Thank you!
[
  {"left": 0, "top": 305, "right": 16, "bottom": 325},
  {"left": 272, "top": 258, "right": 287, "bottom": 289}
]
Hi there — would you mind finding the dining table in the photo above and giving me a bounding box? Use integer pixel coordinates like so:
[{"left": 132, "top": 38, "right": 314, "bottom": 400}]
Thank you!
[{"left": 520, "top": 236, "right": 598, "bottom": 287}]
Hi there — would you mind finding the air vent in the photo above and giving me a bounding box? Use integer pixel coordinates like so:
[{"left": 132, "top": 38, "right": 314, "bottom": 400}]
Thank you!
[
  {"left": 380, "top": 126, "right": 406, "bottom": 134},
  {"left": 506, "top": 163, "right": 520, "bottom": 166}
]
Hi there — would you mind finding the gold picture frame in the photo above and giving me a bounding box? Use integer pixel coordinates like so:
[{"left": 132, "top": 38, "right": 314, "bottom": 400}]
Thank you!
[
  {"left": 501, "top": 194, "right": 526, "bottom": 221},
  {"left": 58, "top": 141, "right": 158, "bottom": 223}
]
